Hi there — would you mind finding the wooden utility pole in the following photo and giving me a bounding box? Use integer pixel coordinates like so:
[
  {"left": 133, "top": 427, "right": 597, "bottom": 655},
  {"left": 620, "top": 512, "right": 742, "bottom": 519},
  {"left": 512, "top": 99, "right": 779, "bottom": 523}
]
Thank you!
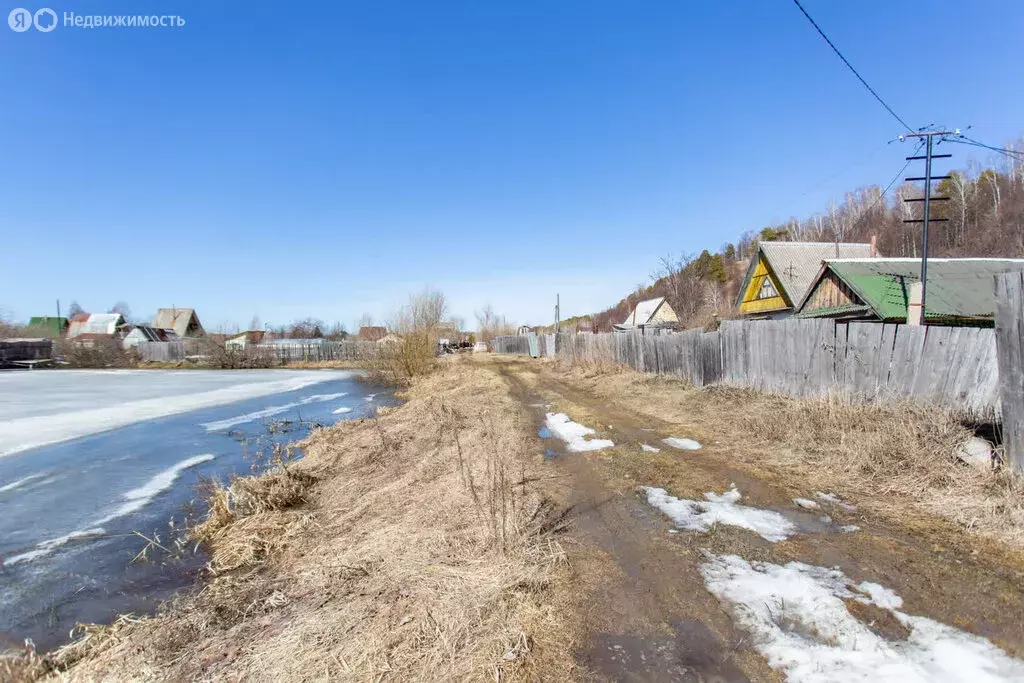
[{"left": 902, "top": 131, "right": 953, "bottom": 323}]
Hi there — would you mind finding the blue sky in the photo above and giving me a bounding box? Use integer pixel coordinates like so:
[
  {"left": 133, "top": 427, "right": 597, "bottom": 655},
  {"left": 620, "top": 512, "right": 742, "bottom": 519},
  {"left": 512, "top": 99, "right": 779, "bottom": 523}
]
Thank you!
[{"left": 2, "top": 0, "right": 1021, "bottom": 331}]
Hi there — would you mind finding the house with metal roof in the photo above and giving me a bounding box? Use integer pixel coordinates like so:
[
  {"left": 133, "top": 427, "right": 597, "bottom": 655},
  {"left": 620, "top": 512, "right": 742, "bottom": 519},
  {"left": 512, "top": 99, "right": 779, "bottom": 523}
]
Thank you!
[
  {"left": 735, "top": 241, "right": 874, "bottom": 318},
  {"left": 225, "top": 330, "right": 266, "bottom": 349},
  {"left": 123, "top": 325, "right": 179, "bottom": 349},
  {"left": 67, "top": 313, "right": 127, "bottom": 338},
  {"left": 796, "top": 258, "right": 1024, "bottom": 326},
  {"left": 26, "top": 316, "right": 68, "bottom": 338},
  {"left": 153, "top": 308, "right": 205, "bottom": 338},
  {"left": 615, "top": 296, "right": 678, "bottom": 331}
]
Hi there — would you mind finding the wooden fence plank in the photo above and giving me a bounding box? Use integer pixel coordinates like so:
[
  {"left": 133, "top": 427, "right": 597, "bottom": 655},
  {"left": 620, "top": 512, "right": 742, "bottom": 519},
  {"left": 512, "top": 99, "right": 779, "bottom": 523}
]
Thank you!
[{"left": 996, "top": 272, "right": 1024, "bottom": 473}]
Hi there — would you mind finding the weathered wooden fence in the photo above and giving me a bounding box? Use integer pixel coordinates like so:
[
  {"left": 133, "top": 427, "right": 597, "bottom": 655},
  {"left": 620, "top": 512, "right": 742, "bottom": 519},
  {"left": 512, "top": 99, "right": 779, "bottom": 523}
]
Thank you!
[
  {"left": 0, "top": 339, "right": 53, "bottom": 364},
  {"left": 491, "top": 333, "right": 556, "bottom": 358},
  {"left": 136, "top": 340, "right": 377, "bottom": 363},
  {"left": 496, "top": 319, "right": 1001, "bottom": 419},
  {"left": 995, "top": 272, "right": 1024, "bottom": 473}
]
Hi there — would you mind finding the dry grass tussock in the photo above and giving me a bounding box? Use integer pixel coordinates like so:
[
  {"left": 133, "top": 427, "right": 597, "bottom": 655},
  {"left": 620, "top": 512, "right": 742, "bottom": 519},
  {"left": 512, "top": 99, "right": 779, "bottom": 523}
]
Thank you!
[
  {"left": 564, "top": 366, "right": 1024, "bottom": 550},
  {"left": 32, "top": 358, "right": 575, "bottom": 682}
]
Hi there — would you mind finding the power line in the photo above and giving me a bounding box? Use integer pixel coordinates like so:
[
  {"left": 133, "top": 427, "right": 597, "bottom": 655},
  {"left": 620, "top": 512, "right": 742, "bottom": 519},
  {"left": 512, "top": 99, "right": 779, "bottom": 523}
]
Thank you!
[
  {"left": 864, "top": 140, "right": 926, "bottom": 213},
  {"left": 791, "top": 0, "right": 913, "bottom": 132},
  {"left": 941, "top": 135, "right": 1024, "bottom": 161}
]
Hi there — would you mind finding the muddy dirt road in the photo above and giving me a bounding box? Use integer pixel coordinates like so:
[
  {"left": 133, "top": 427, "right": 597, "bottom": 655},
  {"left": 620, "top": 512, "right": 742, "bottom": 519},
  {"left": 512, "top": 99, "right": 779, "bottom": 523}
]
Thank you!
[{"left": 488, "top": 356, "right": 1024, "bottom": 682}]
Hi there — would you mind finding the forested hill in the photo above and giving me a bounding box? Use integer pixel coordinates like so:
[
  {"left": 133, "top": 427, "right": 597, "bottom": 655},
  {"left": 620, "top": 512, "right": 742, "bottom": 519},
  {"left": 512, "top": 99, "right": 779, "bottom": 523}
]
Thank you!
[{"left": 561, "top": 145, "right": 1024, "bottom": 333}]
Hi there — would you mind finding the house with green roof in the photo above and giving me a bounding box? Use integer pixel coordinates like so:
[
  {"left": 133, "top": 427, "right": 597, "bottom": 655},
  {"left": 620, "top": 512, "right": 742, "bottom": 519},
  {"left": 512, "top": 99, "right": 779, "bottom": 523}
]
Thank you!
[
  {"left": 796, "top": 258, "right": 1024, "bottom": 326},
  {"left": 26, "top": 316, "right": 68, "bottom": 338}
]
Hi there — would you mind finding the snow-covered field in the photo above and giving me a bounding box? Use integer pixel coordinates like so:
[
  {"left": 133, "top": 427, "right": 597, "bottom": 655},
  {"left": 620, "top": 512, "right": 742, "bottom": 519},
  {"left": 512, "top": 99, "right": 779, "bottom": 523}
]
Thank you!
[{"left": 0, "top": 369, "right": 356, "bottom": 457}]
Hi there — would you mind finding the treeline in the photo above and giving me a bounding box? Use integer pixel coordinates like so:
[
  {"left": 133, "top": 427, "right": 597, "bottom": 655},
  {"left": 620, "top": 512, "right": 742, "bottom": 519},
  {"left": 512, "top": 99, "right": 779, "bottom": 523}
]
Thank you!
[{"left": 584, "top": 143, "right": 1024, "bottom": 332}]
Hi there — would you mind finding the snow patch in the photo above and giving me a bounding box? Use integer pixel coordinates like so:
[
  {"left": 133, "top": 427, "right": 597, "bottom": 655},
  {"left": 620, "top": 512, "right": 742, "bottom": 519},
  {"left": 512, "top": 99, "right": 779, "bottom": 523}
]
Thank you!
[
  {"left": 640, "top": 443, "right": 661, "bottom": 453},
  {"left": 793, "top": 498, "right": 820, "bottom": 510},
  {"left": 662, "top": 437, "right": 702, "bottom": 451},
  {"left": 544, "top": 413, "right": 614, "bottom": 452},
  {"left": 841, "top": 524, "right": 861, "bottom": 533},
  {"left": 0, "top": 472, "right": 46, "bottom": 493},
  {"left": 332, "top": 407, "right": 353, "bottom": 415},
  {"left": 700, "top": 554, "right": 1024, "bottom": 682},
  {"left": 815, "top": 491, "right": 857, "bottom": 511},
  {"left": 365, "top": 394, "right": 377, "bottom": 402},
  {"left": 202, "top": 393, "right": 350, "bottom": 431},
  {"left": 94, "top": 454, "right": 216, "bottom": 525},
  {"left": 644, "top": 485, "right": 796, "bottom": 542},
  {"left": 5, "top": 527, "right": 107, "bottom": 566}
]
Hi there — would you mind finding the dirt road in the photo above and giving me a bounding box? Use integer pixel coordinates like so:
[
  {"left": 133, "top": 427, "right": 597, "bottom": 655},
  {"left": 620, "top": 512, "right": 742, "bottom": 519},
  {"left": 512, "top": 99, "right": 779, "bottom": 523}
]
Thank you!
[{"left": 488, "top": 356, "right": 1024, "bottom": 682}]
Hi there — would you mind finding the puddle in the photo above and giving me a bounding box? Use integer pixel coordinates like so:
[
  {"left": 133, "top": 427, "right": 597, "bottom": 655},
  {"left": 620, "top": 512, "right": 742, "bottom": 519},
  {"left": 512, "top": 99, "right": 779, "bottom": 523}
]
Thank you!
[{"left": 538, "top": 426, "right": 552, "bottom": 439}]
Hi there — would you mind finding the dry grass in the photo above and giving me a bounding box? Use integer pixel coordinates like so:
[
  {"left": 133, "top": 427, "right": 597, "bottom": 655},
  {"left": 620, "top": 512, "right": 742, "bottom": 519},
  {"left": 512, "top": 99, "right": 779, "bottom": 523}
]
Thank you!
[
  {"left": 555, "top": 365, "right": 1024, "bottom": 550},
  {"left": 32, "top": 358, "right": 576, "bottom": 682}
]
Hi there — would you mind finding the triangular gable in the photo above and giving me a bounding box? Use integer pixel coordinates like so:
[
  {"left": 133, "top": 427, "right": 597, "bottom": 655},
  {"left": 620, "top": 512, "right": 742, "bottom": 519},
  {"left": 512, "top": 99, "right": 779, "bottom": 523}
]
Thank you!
[{"left": 737, "top": 253, "right": 790, "bottom": 315}]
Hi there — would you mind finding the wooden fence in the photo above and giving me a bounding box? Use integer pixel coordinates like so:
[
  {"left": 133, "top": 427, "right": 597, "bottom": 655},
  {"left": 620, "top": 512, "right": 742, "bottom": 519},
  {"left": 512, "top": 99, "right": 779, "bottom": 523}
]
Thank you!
[
  {"left": 495, "top": 319, "right": 1001, "bottom": 420},
  {"left": 491, "top": 332, "right": 556, "bottom": 358},
  {"left": 995, "top": 272, "right": 1024, "bottom": 473},
  {"left": 136, "top": 340, "right": 377, "bottom": 363},
  {"left": 0, "top": 339, "right": 53, "bottom": 364}
]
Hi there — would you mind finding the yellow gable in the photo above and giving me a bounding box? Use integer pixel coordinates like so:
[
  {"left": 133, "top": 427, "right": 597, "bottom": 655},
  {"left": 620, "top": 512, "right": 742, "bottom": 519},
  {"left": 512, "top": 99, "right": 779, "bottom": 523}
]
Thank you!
[{"left": 739, "top": 256, "right": 789, "bottom": 314}]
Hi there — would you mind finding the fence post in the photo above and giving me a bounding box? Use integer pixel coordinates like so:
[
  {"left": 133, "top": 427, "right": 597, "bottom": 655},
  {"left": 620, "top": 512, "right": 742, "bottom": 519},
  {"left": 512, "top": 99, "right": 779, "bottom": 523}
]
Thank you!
[{"left": 995, "top": 272, "right": 1024, "bottom": 473}]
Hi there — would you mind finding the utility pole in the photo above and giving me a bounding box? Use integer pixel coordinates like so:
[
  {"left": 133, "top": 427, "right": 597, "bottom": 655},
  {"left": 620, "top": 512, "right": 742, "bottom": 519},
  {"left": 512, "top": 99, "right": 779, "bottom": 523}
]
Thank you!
[
  {"left": 901, "top": 130, "right": 953, "bottom": 323},
  {"left": 554, "top": 294, "right": 560, "bottom": 335}
]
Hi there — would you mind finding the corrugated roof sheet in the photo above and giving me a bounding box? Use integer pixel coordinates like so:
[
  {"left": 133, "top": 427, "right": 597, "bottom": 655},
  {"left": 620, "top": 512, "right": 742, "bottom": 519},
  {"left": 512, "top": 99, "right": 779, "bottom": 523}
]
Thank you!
[
  {"left": 802, "top": 258, "right": 1024, "bottom": 321},
  {"left": 68, "top": 313, "right": 125, "bottom": 337},
  {"left": 153, "top": 308, "right": 204, "bottom": 338},
  {"left": 756, "top": 242, "right": 873, "bottom": 307},
  {"left": 623, "top": 297, "right": 665, "bottom": 326}
]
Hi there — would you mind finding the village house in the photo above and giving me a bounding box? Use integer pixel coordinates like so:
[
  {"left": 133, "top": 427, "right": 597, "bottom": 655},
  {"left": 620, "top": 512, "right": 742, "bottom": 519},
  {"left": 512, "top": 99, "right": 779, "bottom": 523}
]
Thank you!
[
  {"left": 735, "top": 241, "right": 874, "bottom": 318},
  {"left": 153, "top": 308, "right": 205, "bottom": 338},
  {"left": 66, "top": 313, "right": 127, "bottom": 339},
  {"left": 797, "top": 258, "right": 1024, "bottom": 326},
  {"left": 358, "top": 326, "right": 387, "bottom": 342},
  {"left": 225, "top": 330, "right": 266, "bottom": 350},
  {"left": 615, "top": 296, "right": 678, "bottom": 332},
  {"left": 122, "top": 325, "right": 179, "bottom": 349},
  {"left": 26, "top": 316, "right": 68, "bottom": 338}
]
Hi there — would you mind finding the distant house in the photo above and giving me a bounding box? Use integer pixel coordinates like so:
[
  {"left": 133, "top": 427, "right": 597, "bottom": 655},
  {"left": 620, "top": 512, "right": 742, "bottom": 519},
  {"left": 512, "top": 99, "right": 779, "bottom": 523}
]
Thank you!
[
  {"left": 153, "top": 308, "right": 205, "bottom": 338},
  {"left": 358, "top": 326, "right": 387, "bottom": 342},
  {"left": 27, "top": 317, "right": 68, "bottom": 338},
  {"left": 225, "top": 330, "right": 265, "bottom": 350},
  {"left": 736, "top": 242, "right": 874, "bottom": 318},
  {"left": 615, "top": 297, "right": 678, "bottom": 331},
  {"left": 67, "top": 313, "right": 127, "bottom": 338},
  {"left": 123, "top": 325, "right": 178, "bottom": 349},
  {"left": 378, "top": 333, "right": 403, "bottom": 345},
  {"left": 516, "top": 325, "right": 533, "bottom": 335},
  {"left": 797, "top": 258, "right": 1024, "bottom": 326}
]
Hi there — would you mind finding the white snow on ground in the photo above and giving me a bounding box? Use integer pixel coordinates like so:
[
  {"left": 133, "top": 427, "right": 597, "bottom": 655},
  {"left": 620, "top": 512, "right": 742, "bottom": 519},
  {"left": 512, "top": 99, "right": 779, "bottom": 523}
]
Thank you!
[
  {"left": 641, "top": 443, "right": 661, "bottom": 453},
  {"left": 544, "top": 413, "right": 614, "bottom": 452},
  {"left": 333, "top": 407, "right": 353, "bottom": 415},
  {"left": 793, "top": 498, "right": 820, "bottom": 510},
  {"left": 700, "top": 553, "right": 1024, "bottom": 682},
  {"left": 815, "top": 491, "right": 857, "bottom": 511},
  {"left": 662, "top": 437, "right": 702, "bottom": 450},
  {"left": 5, "top": 454, "right": 215, "bottom": 566},
  {"left": 841, "top": 525, "right": 861, "bottom": 533},
  {"left": 201, "top": 392, "right": 351, "bottom": 431},
  {"left": 0, "top": 371, "right": 354, "bottom": 457},
  {"left": 0, "top": 472, "right": 47, "bottom": 493},
  {"left": 365, "top": 393, "right": 377, "bottom": 402},
  {"left": 645, "top": 485, "right": 796, "bottom": 542}
]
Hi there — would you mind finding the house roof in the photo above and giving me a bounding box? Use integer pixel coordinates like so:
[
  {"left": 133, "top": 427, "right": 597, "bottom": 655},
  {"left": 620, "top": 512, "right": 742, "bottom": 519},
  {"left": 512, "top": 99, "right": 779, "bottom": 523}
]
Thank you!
[
  {"left": 737, "top": 242, "right": 873, "bottom": 308},
  {"left": 125, "top": 325, "right": 178, "bottom": 342},
  {"left": 797, "top": 258, "right": 1024, "bottom": 322},
  {"left": 68, "top": 313, "right": 125, "bottom": 337},
  {"left": 623, "top": 297, "right": 666, "bottom": 326},
  {"left": 153, "top": 308, "right": 203, "bottom": 338},
  {"left": 27, "top": 317, "right": 68, "bottom": 336}
]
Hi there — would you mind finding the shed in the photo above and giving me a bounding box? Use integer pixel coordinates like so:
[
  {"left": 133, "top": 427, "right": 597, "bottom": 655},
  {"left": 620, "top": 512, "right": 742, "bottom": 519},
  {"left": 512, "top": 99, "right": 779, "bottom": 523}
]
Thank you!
[
  {"left": 615, "top": 297, "right": 678, "bottom": 332},
  {"left": 225, "top": 330, "right": 266, "bottom": 350},
  {"left": 123, "top": 325, "right": 178, "bottom": 349},
  {"left": 67, "top": 313, "right": 127, "bottom": 338},
  {"left": 27, "top": 317, "right": 68, "bottom": 338},
  {"left": 153, "top": 308, "right": 205, "bottom": 338},
  {"left": 358, "top": 326, "right": 387, "bottom": 342},
  {"left": 736, "top": 241, "right": 873, "bottom": 318},
  {"left": 797, "top": 258, "right": 1024, "bottom": 325}
]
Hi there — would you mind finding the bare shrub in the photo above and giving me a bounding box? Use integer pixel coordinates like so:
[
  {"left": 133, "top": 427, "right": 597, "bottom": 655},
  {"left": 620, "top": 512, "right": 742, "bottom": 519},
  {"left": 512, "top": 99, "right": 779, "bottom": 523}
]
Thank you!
[
  {"left": 58, "top": 337, "right": 133, "bottom": 368},
  {"left": 367, "top": 287, "right": 450, "bottom": 383}
]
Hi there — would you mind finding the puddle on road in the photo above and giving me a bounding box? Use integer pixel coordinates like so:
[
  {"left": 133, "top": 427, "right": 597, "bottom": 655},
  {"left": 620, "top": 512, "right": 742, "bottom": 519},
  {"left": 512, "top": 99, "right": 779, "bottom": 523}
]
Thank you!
[{"left": 538, "top": 426, "right": 552, "bottom": 439}]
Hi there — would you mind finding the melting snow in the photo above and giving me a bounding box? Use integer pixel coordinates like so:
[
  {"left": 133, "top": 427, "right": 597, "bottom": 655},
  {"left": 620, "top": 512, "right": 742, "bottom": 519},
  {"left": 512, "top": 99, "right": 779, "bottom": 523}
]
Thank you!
[
  {"left": 332, "top": 407, "right": 353, "bottom": 415},
  {"left": 640, "top": 443, "right": 661, "bottom": 453},
  {"left": 700, "top": 554, "right": 1024, "bottom": 682},
  {"left": 793, "top": 498, "right": 820, "bottom": 510},
  {"left": 841, "top": 524, "right": 861, "bottom": 533},
  {"left": 0, "top": 472, "right": 47, "bottom": 493},
  {"left": 544, "top": 413, "right": 614, "bottom": 452},
  {"left": 644, "top": 485, "right": 796, "bottom": 542},
  {"left": 6, "top": 527, "right": 107, "bottom": 565},
  {"left": 202, "top": 393, "right": 350, "bottom": 431},
  {"left": 662, "top": 437, "right": 702, "bottom": 450},
  {"left": 815, "top": 491, "right": 857, "bottom": 511}
]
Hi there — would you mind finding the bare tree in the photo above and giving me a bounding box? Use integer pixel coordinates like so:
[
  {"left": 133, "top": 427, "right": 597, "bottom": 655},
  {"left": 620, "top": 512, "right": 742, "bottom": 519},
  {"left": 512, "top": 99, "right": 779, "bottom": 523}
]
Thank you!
[
  {"left": 250, "top": 314, "right": 262, "bottom": 331},
  {"left": 652, "top": 253, "right": 705, "bottom": 323},
  {"left": 109, "top": 301, "right": 132, "bottom": 321},
  {"left": 67, "top": 301, "right": 85, "bottom": 318},
  {"left": 357, "top": 313, "right": 374, "bottom": 329}
]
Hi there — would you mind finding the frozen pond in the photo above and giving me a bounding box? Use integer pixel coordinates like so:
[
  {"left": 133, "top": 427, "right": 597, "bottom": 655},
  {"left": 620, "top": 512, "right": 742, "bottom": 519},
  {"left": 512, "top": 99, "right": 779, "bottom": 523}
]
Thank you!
[{"left": 0, "top": 369, "right": 395, "bottom": 650}]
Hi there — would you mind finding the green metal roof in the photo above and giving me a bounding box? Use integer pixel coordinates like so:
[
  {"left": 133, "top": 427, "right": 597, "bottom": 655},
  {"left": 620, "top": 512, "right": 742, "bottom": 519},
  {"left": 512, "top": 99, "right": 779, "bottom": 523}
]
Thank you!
[
  {"left": 800, "top": 258, "right": 1024, "bottom": 323},
  {"left": 27, "top": 317, "right": 68, "bottom": 336}
]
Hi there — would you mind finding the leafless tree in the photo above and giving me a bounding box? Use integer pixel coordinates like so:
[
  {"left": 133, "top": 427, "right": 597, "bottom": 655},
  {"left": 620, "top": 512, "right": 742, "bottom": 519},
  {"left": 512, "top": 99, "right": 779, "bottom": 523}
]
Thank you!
[
  {"left": 250, "top": 314, "right": 262, "bottom": 331},
  {"left": 358, "top": 313, "right": 374, "bottom": 329},
  {"left": 67, "top": 301, "right": 85, "bottom": 318}
]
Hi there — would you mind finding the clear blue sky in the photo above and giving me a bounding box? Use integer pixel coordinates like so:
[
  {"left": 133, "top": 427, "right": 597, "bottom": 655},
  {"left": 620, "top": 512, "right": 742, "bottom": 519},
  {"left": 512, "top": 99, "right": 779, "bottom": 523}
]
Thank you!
[{"left": 2, "top": 0, "right": 1021, "bottom": 331}]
